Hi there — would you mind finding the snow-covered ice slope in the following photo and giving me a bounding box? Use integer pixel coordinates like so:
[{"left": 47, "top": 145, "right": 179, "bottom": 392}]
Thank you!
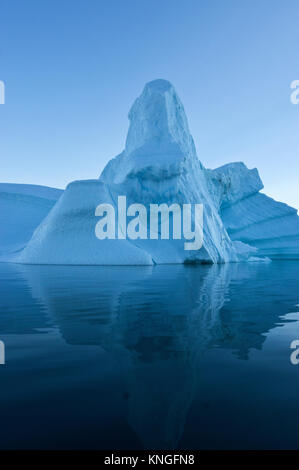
[
  {"left": 0, "top": 183, "right": 62, "bottom": 258},
  {"left": 17, "top": 180, "right": 153, "bottom": 265},
  {"left": 17, "top": 80, "right": 238, "bottom": 265},
  {"left": 210, "top": 163, "right": 299, "bottom": 259}
]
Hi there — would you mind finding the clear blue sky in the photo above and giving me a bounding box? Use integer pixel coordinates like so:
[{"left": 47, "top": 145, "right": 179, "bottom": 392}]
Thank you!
[{"left": 1, "top": 0, "right": 299, "bottom": 208}]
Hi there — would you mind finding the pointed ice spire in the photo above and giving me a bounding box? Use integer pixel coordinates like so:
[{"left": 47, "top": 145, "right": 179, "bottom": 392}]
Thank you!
[{"left": 125, "top": 79, "right": 197, "bottom": 161}]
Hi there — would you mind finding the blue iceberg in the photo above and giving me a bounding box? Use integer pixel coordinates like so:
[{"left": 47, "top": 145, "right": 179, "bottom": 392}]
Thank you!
[{"left": 2, "top": 79, "right": 299, "bottom": 264}]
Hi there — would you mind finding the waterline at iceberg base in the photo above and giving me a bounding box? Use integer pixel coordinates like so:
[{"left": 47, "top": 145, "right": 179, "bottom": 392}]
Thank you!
[{"left": 2, "top": 79, "right": 299, "bottom": 265}]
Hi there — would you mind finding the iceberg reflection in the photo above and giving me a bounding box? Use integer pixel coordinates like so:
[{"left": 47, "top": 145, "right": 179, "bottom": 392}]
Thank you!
[{"left": 1, "top": 261, "right": 299, "bottom": 449}]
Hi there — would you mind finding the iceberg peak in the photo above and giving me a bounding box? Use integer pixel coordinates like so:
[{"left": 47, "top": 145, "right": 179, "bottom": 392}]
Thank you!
[
  {"left": 142, "top": 79, "right": 173, "bottom": 93},
  {"left": 125, "top": 79, "right": 197, "bottom": 161}
]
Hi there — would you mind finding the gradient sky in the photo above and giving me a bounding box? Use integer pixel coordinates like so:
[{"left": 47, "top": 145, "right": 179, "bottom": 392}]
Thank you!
[{"left": 1, "top": 0, "right": 299, "bottom": 208}]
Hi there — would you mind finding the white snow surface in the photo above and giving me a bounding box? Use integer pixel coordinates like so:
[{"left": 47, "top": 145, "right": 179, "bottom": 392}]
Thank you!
[{"left": 3, "top": 79, "right": 299, "bottom": 264}]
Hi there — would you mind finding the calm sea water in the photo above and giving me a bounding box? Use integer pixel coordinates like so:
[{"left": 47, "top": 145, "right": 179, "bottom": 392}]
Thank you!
[{"left": 0, "top": 261, "right": 299, "bottom": 450}]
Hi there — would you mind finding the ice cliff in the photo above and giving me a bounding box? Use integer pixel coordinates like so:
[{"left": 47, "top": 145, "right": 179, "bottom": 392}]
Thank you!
[
  {"left": 211, "top": 162, "right": 299, "bottom": 259},
  {"left": 3, "top": 79, "right": 299, "bottom": 265}
]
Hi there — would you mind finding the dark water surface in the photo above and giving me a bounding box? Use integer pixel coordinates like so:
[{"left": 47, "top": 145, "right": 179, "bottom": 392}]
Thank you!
[{"left": 0, "top": 261, "right": 299, "bottom": 449}]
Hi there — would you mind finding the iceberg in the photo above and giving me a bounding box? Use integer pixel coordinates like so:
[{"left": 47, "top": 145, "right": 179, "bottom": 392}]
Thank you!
[
  {"left": 0, "top": 183, "right": 62, "bottom": 259},
  {"left": 3, "top": 79, "right": 299, "bottom": 265},
  {"left": 16, "top": 180, "right": 154, "bottom": 265},
  {"left": 15, "top": 80, "right": 238, "bottom": 265},
  {"left": 209, "top": 162, "right": 299, "bottom": 260}
]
